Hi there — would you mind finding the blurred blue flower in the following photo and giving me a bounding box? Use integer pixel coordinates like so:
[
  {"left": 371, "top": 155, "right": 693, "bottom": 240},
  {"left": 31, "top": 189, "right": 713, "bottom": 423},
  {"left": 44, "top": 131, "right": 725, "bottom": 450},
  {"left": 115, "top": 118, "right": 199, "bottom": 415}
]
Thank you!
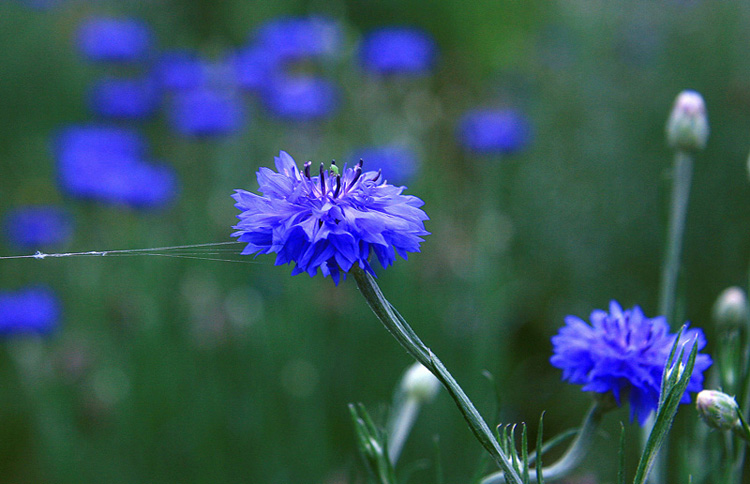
[
  {"left": 76, "top": 17, "right": 152, "bottom": 63},
  {"left": 253, "top": 16, "right": 342, "bottom": 61},
  {"left": 360, "top": 27, "right": 437, "bottom": 75},
  {"left": 89, "top": 77, "right": 159, "bottom": 120},
  {"left": 232, "top": 151, "right": 429, "bottom": 284},
  {"left": 262, "top": 75, "right": 338, "bottom": 121},
  {"left": 457, "top": 108, "right": 532, "bottom": 155},
  {"left": 348, "top": 145, "right": 419, "bottom": 186},
  {"left": 155, "top": 50, "right": 206, "bottom": 90},
  {"left": 232, "top": 46, "right": 280, "bottom": 93},
  {"left": 3, "top": 206, "right": 74, "bottom": 249},
  {"left": 0, "top": 286, "right": 61, "bottom": 336},
  {"left": 550, "top": 300, "right": 712, "bottom": 425},
  {"left": 167, "top": 88, "right": 246, "bottom": 137},
  {"left": 55, "top": 125, "right": 177, "bottom": 208},
  {"left": 155, "top": 51, "right": 237, "bottom": 91}
]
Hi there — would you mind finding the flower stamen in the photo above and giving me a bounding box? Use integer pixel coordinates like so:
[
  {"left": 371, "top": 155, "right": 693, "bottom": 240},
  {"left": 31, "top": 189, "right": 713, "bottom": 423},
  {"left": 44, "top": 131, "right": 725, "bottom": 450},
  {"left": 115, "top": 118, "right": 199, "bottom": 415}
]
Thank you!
[
  {"left": 319, "top": 162, "right": 326, "bottom": 194},
  {"left": 333, "top": 173, "right": 342, "bottom": 198}
]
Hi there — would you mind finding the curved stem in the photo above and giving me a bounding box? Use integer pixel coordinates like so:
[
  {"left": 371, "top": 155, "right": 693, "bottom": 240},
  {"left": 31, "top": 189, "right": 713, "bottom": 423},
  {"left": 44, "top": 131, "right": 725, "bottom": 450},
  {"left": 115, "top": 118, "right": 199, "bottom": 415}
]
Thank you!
[
  {"left": 480, "top": 400, "right": 608, "bottom": 484},
  {"left": 351, "top": 266, "right": 524, "bottom": 484}
]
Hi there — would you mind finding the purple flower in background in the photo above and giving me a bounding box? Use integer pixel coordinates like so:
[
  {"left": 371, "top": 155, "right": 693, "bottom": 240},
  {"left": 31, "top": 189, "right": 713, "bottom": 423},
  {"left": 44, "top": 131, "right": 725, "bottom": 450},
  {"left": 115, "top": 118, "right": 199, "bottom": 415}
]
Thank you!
[
  {"left": 253, "top": 16, "right": 342, "bottom": 61},
  {"left": 155, "top": 50, "right": 206, "bottom": 91},
  {"left": 55, "top": 125, "right": 177, "bottom": 208},
  {"left": 0, "top": 286, "right": 61, "bottom": 336},
  {"left": 348, "top": 145, "right": 419, "bottom": 186},
  {"left": 168, "top": 88, "right": 245, "bottom": 137},
  {"left": 262, "top": 75, "right": 338, "bottom": 121},
  {"left": 457, "top": 108, "right": 532, "bottom": 155},
  {"left": 3, "top": 206, "right": 74, "bottom": 249},
  {"left": 550, "top": 301, "right": 712, "bottom": 425},
  {"left": 156, "top": 51, "right": 237, "bottom": 91},
  {"left": 89, "top": 77, "right": 159, "bottom": 120},
  {"left": 76, "top": 17, "right": 152, "bottom": 63},
  {"left": 360, "top": 27, "right": 437, "bottom": 76},
  {"left": 232, "top": 151, "right": 429, "bottom": 284},
  {"left": 232, "top": 46, "right": 280, "bottom": 93}
]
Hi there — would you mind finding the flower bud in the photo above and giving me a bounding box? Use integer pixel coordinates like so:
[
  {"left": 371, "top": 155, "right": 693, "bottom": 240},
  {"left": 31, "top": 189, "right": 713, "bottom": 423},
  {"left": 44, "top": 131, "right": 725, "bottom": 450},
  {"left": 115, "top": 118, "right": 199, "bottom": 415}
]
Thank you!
[
  {"left": 696, "top": 390, "right": 740, "bottom": 431},
  {"left": 713, "top": 286, "right": 749, "bottom": 330},
  {"left": 666, "top": 90, "right": 709, "bottom": 152},
  {"left": 400, "top": 362, "right": 440, "bottom": 403}
]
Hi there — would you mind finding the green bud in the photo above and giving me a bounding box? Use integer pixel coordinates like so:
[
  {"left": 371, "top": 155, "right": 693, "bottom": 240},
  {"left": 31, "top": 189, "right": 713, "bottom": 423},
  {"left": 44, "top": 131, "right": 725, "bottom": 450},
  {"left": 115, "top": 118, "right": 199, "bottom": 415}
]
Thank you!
[
  {"left": 713, "top": 286, "right": 749, "bottom": 330},
  {"left": 696, "top": 390, "right": 740, "bottom": 431},
  {"left": 666, "top": 90, "right": 709, "bottom": 152},
  {"left": 400, "top": 362, "right": 440, "bottom": 403}
]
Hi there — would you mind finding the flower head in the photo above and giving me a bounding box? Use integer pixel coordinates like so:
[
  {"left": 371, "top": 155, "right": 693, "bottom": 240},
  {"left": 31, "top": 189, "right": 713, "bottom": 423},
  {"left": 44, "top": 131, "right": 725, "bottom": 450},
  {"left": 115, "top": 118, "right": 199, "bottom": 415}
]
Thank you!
[
  {"left": 3, "top": 205, "right": 74, "bottom": 249},
  {"left": 55, "top": 124, "right": 178, "bottom": 208},
  {"left": 76, "top": 17, "right": 152, "bottom": 63},
  {"left": 0, "top": 285, "right": 61, "bottom": 336},
  {"left": 457, "top": 108, "right": 532, "bottom": 155},
  {"left": 696, "top": 390, "right": 740, "bottom": 431},
  {"left": 168, "top": 88, "right": 246, "bottom": 137},
  {"left": 89, "top": 77, "right": 159, "bottom": 120},
  {"left": 232, "top": 151, "right": 429, "bottom": 284},
  {"left": 360, "top": 27, "right": 437, "bottom": 76},
  {"left": 550, "top": 301, "right": 712, "bottom": 425},
  {"left": 253, "top": 16, "right": 342, "bottom": 62},
  {"left": 261, "top": 75, "right": 338, "bottom": 121},
  {"left": 666, "top": 90, "right": 708, "bottom": 152}
]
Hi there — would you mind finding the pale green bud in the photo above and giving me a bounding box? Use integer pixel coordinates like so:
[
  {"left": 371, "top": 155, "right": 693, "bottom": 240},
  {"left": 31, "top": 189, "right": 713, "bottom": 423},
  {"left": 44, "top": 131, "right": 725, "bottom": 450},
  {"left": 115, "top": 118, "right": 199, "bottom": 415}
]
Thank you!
[
  {"left": 401, "top": 362, "right": 440, "bottom": 403},
  {"left": 696, "top": 390, "right": 740, "bottom": 431},
  {"left": 666, "top": 90, "right": 709, "bottom": 152},
  {"left": 713, "top": 286, "right": 749, "bottom": 330}
]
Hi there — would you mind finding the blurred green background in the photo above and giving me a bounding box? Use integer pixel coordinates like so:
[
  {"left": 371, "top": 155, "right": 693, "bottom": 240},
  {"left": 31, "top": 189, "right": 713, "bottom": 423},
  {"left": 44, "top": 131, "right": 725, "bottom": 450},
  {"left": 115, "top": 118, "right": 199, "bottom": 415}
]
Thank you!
[{"left": 2, "top": 1, "right": 750, "bottom": 482}]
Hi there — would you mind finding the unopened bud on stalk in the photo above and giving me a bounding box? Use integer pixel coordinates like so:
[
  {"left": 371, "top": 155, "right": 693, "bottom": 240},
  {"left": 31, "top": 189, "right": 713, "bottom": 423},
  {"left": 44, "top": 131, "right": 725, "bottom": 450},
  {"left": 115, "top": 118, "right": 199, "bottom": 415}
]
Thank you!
[
  {"left": 696, "top": 390, "right": 740, "bottom": 431},
  {"left": 713, "top": 286, "right": 749, "bottom": 330},
  {"left": 666, "top": 90, "right": 709, "bottom": 152},
  {"left": 401, "top": 362, "right": 440, "bottom": 403}
]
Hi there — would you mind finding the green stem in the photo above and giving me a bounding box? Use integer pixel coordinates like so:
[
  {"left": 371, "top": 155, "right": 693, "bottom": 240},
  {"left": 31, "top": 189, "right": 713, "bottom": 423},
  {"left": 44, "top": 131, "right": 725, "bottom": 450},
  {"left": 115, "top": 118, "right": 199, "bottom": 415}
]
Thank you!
[
  {"left": 648, "top": 150, "right": 694, "bottom": 484},
  {"left": 480, "top": 400, "right": 608, "bottom": 484},
  {"left": 658, "top": 150, "right": 694, "bottom": 324},
  {"left": 351, "top": 266, "right": 524, "bottom": 484}
]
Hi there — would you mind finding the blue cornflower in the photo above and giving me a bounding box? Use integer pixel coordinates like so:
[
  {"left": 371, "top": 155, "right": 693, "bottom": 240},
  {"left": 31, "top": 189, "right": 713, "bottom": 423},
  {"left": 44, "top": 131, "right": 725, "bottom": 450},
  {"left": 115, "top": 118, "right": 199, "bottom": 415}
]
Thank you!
[
  {"left": 89, "top": 77, "right": 159, "bottom": 120},
  {"left": 0, "top": 286, "right": 61, "bottom": 336},
  {"left": 76, "top": 17, "right": 152, "bottom": 63},
  {"left": 156, "top": 50, "right": 206, "bottom": 91},
  {"left": 232, "top": 151, "right": 429, "bottom": 284},
  {"left": 232, "top": 45, "right": 280, "bottom": 93},
  {"left": 55, "top": 125, "right": 177, "bottom": 208},
  {"left": 3, "top": 205, "right": 74, "bottom": 249},
  {"left": 457, "top": 108, "right": 532, "bottom": 155},
  {"left": 550, "top": 301, "right": 712, "bottom": 425},
  {"left": 348, "top": 145, "right": 419, "bottom": 186},
  {"left": 167, "top": 88, "right": 246, "bottom": 137},
  {"left": 261, "top": 75, "right": 338, "bottom": 121},
  {"left": 253, "top": 16, "right": 342, "bottom": 61},
  {"left": 359, "top": 27, "right": 437, "bottom": 76}
]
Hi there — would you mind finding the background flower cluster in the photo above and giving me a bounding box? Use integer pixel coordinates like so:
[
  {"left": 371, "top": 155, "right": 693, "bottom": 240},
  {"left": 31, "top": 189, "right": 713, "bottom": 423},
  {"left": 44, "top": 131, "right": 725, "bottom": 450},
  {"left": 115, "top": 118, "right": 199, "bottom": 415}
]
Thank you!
[{"left": 1, "top": 1, "right": 749, "bottom": 483}]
